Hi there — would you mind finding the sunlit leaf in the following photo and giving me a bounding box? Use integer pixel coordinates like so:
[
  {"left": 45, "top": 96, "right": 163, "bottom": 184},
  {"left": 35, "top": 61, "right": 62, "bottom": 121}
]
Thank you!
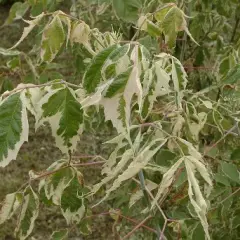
[{"left": 41, "top": 14, "right": 65, "bottom": 62}]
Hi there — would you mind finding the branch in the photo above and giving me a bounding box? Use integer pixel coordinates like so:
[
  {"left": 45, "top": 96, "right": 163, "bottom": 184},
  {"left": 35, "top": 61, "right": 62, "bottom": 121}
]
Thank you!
[
  {"left": 121, "top": 216, "right": 152, "bottom": 240},
  {"left": 204, "top": 123, "right": 238, "bottom": 155},
  {"left": 83, "top": 211, "right": 157, "bottom": 234},
  {"left": 219, "top": 187, "right": 240, "bottom": 205},
  {"left": 231, "top": 17, "right": 240, "bottom": 42},
  {"left": 1, "top": 80, "right": 81, "bottom": 98}
]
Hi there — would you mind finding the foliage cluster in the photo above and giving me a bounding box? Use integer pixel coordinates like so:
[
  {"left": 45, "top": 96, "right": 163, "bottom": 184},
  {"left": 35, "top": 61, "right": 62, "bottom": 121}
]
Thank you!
[{"left": 0, "top": 0, "right": 240, "bottom": 239}]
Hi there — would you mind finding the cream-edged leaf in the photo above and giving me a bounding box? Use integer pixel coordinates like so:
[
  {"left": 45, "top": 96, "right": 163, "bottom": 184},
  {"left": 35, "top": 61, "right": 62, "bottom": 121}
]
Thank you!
[
  {"left": 43, "top": 164, "right": 75, "bottom": 205},
  {"left": 151, "top": 156, "right": 184, "bottom": 208},
  {"left": 92, "top": 149, "right": 133, "bottom": 195},
  {"left": 60, "top": 174, "right": 88, "bottom": 224},
  {"left": 41, "top": 14, "right": 65, "bottom": 62},
  {"left": 184, "top": 156, "right": 211, "bottom": 240},
  {"left": 129, "top": 180, "right": 158, "bottom": 208},
  {"left": 0, "top": 192, "right": 23, "bottom": 225},
  {"left": 11, "top": 13, "right": 45, "bottom": 49},
  {"left": 0, "top": 91, "right": 29, "bottom": 167},
  {"left": 38, "top": 87, "right": 84, "bottom": 153},
  {"left": 15, "top": 186, "right": 39, "bottom": 240},
  {"left": 99, "top": 138, "right": 166, "bottom": 204}
]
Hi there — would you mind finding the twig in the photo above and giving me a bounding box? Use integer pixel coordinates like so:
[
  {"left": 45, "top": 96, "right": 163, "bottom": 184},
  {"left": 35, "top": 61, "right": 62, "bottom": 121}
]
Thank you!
[
  {"left": 72, "top": 161, "right": 106, "bottom": 167},
  {"left": 204, "top": 123, "right": 238, "bottom": 155},
  {"left": 83, "top": 211, "right": 156, "bottom": 233},
  {"left": 121, "top": 216, "right": 152, "bottom": 240},
  {"left": 219, "top": 187, "right": 240, "bottom": 205},
  {"left": 230, "top": 17, "right": 240, "bottom": 42},
  {"left": 1, "top": 80, "right": 81, "bottom": 98},
  {"left": 159, "top": 220, "right": 168, "bottom": 240}
]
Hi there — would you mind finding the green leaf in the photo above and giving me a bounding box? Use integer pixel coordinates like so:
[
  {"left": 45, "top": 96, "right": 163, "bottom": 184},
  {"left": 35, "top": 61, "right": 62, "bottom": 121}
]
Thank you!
[
  {"left": 155, "top": 149, "right": 176, "bottom": 167},
  {"left": 50, "top": 229, "right": 68, "bottom": 240},
  {"left": 104, "top": 67, "right": 132, "bottom": 98},
  {"left": 83, "top": 44, "right": 118, "bottom": 93},
  {"left": 146, "top": 20, "right": 162, "bottom": 37},
  {"left": 112, "top": 0, "right": 142, "bottom": 23},
  {"left": 222, "top": 64, "right": 240, "bottom": 84},
  {"left": 160, "top": 6, "right": 184, "bottom": 48},
  {"left": 191, "top": 223, "right": 205, "bottom": 240},
  {"left": 78, "top": 217, "right": 92, "bottom": 235},
  {"left": 60, "top": 174, "right": 88, "bottom": 224},
  {"left": 15, "top": 186, "right": 39, "bottom": 240},
  {"left": 231, "top": 148, "right": 240, "bottom": 161},
  {"left": 106, "top": 44, "right": 130, "bottom": 63},
  {"left": 42, "top": 162, "right": 74, "bottom": 205},
  {"left": 214, "top": 172, "right": 230, "bottom": 186},
  {"left": 221, "top": 162, "right": 240, "bottom": 183},
  {"left": 0, "top": 192, "right": 23, "bottom": 225},
  {"left": 41, "top": 14, "right": 65, "bottom": 62},
  {"left": 5, "top": 2, "right": 29, "bottom": 24},
  {"left": 0, "top": 92, "right": 29, "bottom": 167},
  {"left": 40, "top": 87, "right": 83, "bottom": 153}
]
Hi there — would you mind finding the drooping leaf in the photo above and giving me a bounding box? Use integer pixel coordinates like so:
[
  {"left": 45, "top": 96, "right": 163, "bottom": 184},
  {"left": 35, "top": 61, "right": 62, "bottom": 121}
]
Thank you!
[
  {"left": 151, "top": 156, "right": 184, "bottom": 208},
  {"left": 92, "top": 149, "right": 133, "bottom": 195},
  {"left": 171, "top": 56, "right": 188, "bottom": 108},
  {"left": 98, "top": 138, "right": 166, "bottom": 205},
  {"left": 184, "top": 156, "right": 212, "bottom": 240},
  {"left": 154, "top": 5, "right": 198, "bottom": 48},
  {"left": 60, "top": 174, "right": 88, "bottom": 224},
  {"left": 0, "top": 192, "right": 23, "bottom": 225},
  {"left": 15, "top": 187, "right": 39, "bottom": 240},
  {"left": 50, "top": 229, "right": 68, "bottom": 240},
  {"left": 70, "top": 21, "right": 91, "bottom": 45},
  {"left": 0, "top": 92, "right": 29, "bottom": 167},
  {"left": 5, "top": 2, "right": 29, "bottom": 25},
  {"left": 123, "top": 45, "right": 143, "bottom": 126},
  {"left": 112, "top": 0, "right": 142, "bottom": 23},
  {"left": 38, "top": 87, "right": 83, "bottom": 153},
  {"left": 129, "top": 179, "right": 158, "bottom": 208},
  {"left": 41, "top": 14, "right": 65, "bottom": 62},
  {"left": 83, "top": 44, "right": 118, "bottom": 93},
  {"left": 11, "top": 13, "right": 45, "bottom": 49}
]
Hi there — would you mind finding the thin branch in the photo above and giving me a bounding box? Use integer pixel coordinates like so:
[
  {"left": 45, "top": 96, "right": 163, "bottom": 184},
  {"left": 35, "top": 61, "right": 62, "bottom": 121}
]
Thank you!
[
  {"left": 219, "top": 187, "right": 240, "bottom": 205},
  {"left": 159, "top": 220, "right": 168, "bottom": 240},
  {"left": 204, "top": 123, "right": 238, "bottom": 155},
  {"left": 230, "top": 17, "right": 240, "bottom": 42},
  {"left": 83, "top": 211, "right": 157, "bottom": 234},
  {"left": 1, "top": 80, "right": 81, "bottom": 98},
  {"left": 121, "top": 216, "right": 152, "bottom": 240},
  {"left": 72, "top": 161, "right": 106, "bottom": 167},
  {"left": 32, "top": 166, "right": 69, "bottom": 180}
]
